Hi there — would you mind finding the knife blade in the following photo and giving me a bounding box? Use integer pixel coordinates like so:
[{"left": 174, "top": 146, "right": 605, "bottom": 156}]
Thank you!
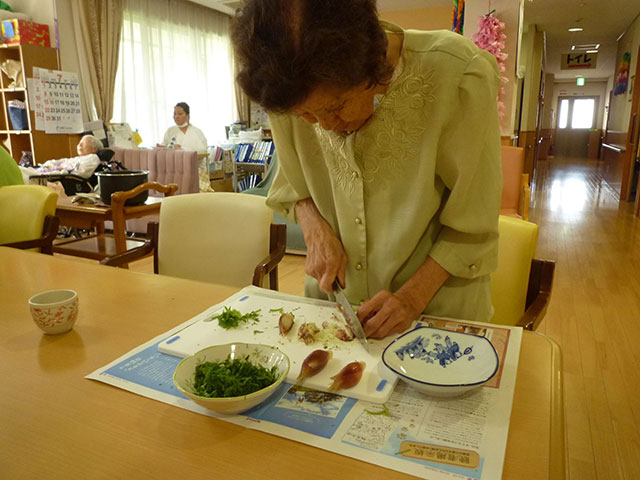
[{"left": 333, "top": 280, "right": 369, "bottom": 352}]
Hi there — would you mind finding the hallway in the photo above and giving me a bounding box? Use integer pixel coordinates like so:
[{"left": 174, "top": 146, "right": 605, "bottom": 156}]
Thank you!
[{"left": 530, "top": 156, "right": 640, "bottom": 480}]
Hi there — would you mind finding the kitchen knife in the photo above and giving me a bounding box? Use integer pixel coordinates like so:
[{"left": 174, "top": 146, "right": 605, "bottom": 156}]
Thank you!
[{"left": 333, "top": 279, "right": 369, "bottom": 352}]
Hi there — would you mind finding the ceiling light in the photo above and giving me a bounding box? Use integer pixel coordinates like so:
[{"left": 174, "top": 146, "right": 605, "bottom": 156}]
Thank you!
[
  {"left": 586, "top": 50, "right": 598, "bottom": 53},
  {"left": 572, "top": 43, "right": 600, "bottom": 50},
  {"left": 568, "top": 27, "right": 583, "bottom": 32}
]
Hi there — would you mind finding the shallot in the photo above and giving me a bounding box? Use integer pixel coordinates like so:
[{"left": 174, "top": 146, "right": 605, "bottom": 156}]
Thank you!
[
  {"left": 328, "top": 361, "right": 366, "bottom": 392},
  {"left": 279, "top": 312, "right": 295, "bottom": 335},
  {"left": 296, "top": 349, "right": 333, "bottom": 384}
]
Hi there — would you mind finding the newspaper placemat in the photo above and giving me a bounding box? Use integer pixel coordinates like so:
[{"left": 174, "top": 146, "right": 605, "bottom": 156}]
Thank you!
[{"left": 87, "top": 286, "right": 522, "bottom": 480}]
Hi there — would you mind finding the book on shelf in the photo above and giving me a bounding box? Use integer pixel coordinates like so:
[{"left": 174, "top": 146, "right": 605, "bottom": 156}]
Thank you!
[{"left": 237, "top": 173, "right": 262, "bottom": 192}]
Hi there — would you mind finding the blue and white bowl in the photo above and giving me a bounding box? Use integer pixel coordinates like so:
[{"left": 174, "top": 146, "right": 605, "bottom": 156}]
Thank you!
[{"left": 382, "top": 326, "right": 499, "bottom": 397}]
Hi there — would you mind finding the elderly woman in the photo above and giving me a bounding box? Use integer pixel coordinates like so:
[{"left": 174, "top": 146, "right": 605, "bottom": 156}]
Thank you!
[
  {"left": 232, "top": 0, "right": 502, "bottom": 339},
  {"left": 76, "top": 134, "right": 103, "bottom": 156},
  {"left": 161, "top": 102, "right": 208, "bottom": 154}
]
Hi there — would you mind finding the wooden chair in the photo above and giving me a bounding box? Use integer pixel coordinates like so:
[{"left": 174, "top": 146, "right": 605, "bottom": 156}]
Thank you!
[
  {"left": 0, "top": 185, "right": 60, "bottom": 255},
  {"left": 491, "top": 215, "right": 555, "bottom": 330},
  {"left": 102, "top": 192, "right": 287, "bottom": 290},
  {"left": 53, "top": 182, "right": 178, "bottom": 262},
  {"left": 500, "top": 146, "right": 530, "bottom": 220}
]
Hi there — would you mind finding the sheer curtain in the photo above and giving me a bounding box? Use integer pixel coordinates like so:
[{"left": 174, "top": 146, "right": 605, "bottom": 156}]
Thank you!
[{"left": 112, "top": 0, "right": 236, "bottom": 147}]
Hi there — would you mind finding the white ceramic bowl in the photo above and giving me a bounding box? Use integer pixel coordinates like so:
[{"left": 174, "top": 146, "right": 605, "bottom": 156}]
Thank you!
[
  {"left": 173, "top": 343, "right": 290, "bottom": 414},
  {"left": 382, "top": 326, "right": 499, "bottom": 397},
  {"left": 28, "top": 289, "right": 79, "bottom": 334}
]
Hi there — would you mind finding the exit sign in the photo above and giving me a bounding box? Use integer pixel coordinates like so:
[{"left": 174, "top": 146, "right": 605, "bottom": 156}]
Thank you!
[
  {"left": 577, "top": 77, "right": 585, "bottom": 86},
  {"left": 561, "top": 53, "right": 598, "bottom": 69}
]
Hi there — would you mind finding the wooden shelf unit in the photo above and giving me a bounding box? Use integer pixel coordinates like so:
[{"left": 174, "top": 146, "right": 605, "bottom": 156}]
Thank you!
[{"left": 0, "top": 43, "right": 73, "bottom": 164}]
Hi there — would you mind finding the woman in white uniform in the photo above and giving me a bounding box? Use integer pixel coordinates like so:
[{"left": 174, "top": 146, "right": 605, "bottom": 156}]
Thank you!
[{"left": 161, "top": 102, "right": 208, "bottom": 153}]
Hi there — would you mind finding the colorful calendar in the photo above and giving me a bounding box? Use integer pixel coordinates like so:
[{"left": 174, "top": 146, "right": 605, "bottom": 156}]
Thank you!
[{"left": 32, "top": 67, "right": 83, "bottom": 134}]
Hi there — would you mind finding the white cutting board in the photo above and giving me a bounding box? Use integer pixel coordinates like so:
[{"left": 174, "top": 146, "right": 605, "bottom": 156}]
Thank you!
[{"left": 158, "top": 286, "right": 398, "bottom": 403}]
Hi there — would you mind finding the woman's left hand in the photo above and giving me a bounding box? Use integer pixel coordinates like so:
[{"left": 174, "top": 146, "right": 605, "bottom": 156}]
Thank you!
[
  {"left": 357, "top": 290, "right": 422, "bottom": 339},
  {"left": 357, "top": 256, "right": 450, "bottom": 339}
]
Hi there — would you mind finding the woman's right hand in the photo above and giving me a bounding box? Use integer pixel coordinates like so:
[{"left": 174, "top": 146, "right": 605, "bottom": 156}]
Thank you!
[{"left": 296, "top": 198, "right": 347, "bottom": 293}]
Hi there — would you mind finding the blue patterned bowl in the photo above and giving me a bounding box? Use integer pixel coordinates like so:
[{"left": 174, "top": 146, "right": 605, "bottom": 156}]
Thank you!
[{"left": 382, "top": 326, "right": 499, "bottom": 397}]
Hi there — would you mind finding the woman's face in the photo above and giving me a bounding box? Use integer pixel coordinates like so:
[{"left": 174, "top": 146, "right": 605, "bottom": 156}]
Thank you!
[
  {"left": 173, "top": 106, "right": 189, "bottom": 126},
  {"left": 77, "top": 136, "right": 98, "bottom": 156},
  {"left": 292, "top": 83, "right": 376, "bottom": 132}
]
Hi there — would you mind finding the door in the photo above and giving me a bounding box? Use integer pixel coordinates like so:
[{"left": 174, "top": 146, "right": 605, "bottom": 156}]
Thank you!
[{"left": 554, "top": 96, "right": 598, "bottom": 157}]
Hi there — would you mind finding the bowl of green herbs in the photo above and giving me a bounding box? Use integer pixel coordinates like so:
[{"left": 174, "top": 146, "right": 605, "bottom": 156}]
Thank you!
[{"left": 173, "top": 343, "right": 290, "bottom": 414}]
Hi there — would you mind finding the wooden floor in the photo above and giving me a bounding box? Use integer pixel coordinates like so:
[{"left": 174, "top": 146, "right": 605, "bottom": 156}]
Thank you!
[
  {"left": 56, "top": 154, "right": 640, "bottom": 480},
  {"left": 529, "top": 156, "right": 640, "bottom": 480}
]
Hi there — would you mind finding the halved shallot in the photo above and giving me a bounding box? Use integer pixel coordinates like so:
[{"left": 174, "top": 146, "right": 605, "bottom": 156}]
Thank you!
[
  {"left": 328, "top": 361, "right": 366, "bottom": 392},
  {"left": 296, "top": 349, "right": 333, "bottom": 384}
]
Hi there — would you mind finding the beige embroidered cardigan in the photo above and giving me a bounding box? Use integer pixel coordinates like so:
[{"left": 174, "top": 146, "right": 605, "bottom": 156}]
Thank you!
[{"left": 267, "top": 25, "right": 503, "bottom": 322}]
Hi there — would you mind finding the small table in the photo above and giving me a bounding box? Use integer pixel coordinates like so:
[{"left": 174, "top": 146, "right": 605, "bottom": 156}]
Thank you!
[
  {"left": 0, "top": 247, "right": 566, "bottom": 480},
  {"left": 53, "top": 195, "right": 163, "bottom": 258}
]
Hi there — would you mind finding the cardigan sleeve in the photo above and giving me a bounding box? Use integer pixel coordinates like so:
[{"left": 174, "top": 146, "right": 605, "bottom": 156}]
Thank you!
[
  {"left": 265, "top": 113, "right": 312, "bottom": 222},
  {"left": 428, "top": 50, "right": 503, "bottom": 279}
]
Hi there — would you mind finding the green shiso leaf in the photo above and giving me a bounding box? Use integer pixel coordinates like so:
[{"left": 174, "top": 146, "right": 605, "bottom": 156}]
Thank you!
[
  {"left": 212, "top": 307, "right": 261, "bottom": 329},
  {"left": 192, "top": 355, "right": 278, "bottom": 398}
]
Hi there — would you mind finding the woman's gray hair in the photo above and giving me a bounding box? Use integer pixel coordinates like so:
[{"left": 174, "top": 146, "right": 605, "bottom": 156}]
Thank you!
[{"left": 82, "top": 134, "right": 103, "bottom": 151}]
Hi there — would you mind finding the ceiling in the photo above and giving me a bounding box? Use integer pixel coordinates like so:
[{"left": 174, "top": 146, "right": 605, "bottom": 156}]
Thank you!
[{"left": 193, "top": 0, "right": 640, "bottom": 79}]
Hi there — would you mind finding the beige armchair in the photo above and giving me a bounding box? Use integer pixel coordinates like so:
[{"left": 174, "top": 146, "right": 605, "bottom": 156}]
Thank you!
[{"left": 102, "top": 192, "right": 287, "bottom": 290}]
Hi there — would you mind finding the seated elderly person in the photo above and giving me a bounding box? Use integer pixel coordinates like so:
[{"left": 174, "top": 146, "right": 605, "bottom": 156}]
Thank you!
[{"left": 19, "top": 135, "right": 111, "bottom": 194}]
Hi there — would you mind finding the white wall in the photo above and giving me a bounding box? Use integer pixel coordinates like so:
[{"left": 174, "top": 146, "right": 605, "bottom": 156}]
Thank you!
[{"left": 608, "top": 15, "right": 640, "bottom": 132}]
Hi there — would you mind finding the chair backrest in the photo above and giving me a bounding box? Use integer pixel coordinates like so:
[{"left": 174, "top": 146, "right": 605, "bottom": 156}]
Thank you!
[
  {"left": 0, "top": 146, "right": 24, "bottom": 187},
  {"left": 491, "top": 215, "right": 539, "bottom": 326},
  {"left": 500, "top": 145, "right": 528, "bottom": 219},
  {"left": 0, "top": 185, "right": 58, "bottom": 250},
  {"left": 157, "top": 192, "right": 273, "bottom": 286}
]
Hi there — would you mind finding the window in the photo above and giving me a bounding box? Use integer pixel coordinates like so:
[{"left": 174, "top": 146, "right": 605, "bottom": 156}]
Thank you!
[
  {"left": 558, "top": 99, "right": 569, "bottom": 129},
  {"left": 112, "top": 0, "right": 236, "bottom": 148},
  {"left": 571, "top": 99, "right": 595, "bottom": 129},
  {"left": 557, "top": 97, "right": 596, "bottom": 130}
]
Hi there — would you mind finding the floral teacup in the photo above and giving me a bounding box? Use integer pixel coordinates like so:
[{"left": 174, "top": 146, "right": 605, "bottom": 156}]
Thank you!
[{"left": 29, "top": 289, "right": 79, "bottom": 334}]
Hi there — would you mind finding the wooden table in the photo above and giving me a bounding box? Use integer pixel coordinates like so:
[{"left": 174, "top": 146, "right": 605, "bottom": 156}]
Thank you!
[
  {"left": 54, "top": 195, "right": 162, "bottom": 257},
  {"left": 0, "top": 248, "right": 566, "bottom": 480}
]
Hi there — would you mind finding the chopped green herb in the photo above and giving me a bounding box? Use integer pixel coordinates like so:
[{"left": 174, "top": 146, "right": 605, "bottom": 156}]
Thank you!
[
  {"left": 192, "top": 356, "right": 278, "bottom": 398},
  {"left": 269, "top": 307, "right": 285, "bottom": 314},
  {"left": 253, "top": 330, "right": 263, "bottom": 335},
  {"left": 212, "top": 307, "right": 261, "bottom": 329},
  {"left": 364, "top": 404, "right": 391, "bottom": 416}
]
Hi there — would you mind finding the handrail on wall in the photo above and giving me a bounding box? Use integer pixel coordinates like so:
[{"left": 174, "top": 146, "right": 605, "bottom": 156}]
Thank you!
[{"left": 602, "top": 143, "right": 625, "bottom": 153}]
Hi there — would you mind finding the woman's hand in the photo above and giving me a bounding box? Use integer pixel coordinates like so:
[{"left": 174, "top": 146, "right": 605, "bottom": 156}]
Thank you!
[
  {"left": 358, "top": 256, "right": 450, "bottom": 339},
  {"left": 296, "top": 198, "right": 347, "bottom": 293},
  {"left": 358, "top": 290, "right": 422, "bottom": 339}
]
